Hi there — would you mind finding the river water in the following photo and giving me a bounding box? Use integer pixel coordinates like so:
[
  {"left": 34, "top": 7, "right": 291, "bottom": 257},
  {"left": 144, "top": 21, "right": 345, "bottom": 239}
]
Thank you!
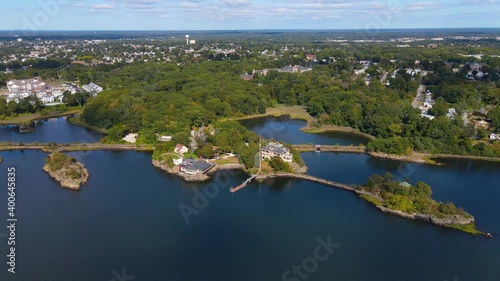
[
  {"left": 239, "top": 115, "right": 370, "bottom": 145},
  {"left": 0, "top": 117, "right": 498, "bottom": 281},
  {"left": 0, "top": 116, "right": 102, "bottom": 143}
]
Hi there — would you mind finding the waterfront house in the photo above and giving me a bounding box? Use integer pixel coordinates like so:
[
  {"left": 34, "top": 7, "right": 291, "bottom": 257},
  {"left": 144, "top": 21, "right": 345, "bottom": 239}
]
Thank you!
[
  {"left": 261, "top": 142, "right": 293, "bottom": 162},
  {"left": 175, "top": 144, "right": 189, "bottom": 154},
  {"left": 122, "top": 133, "right": 138, "bottom": 143},
  {"left": 180, "top": 159, "right": 215, "bottom": 175}
]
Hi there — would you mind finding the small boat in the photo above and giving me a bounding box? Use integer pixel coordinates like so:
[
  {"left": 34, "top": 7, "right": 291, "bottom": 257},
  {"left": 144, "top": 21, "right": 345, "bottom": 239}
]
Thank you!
[{"left": 485, "top": 233, "right": 493, "bottom": 238}]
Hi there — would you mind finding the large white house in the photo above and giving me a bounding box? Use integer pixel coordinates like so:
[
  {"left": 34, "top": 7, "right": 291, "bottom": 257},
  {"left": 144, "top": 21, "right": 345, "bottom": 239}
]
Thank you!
[
  {"left": 7, "top": 78, "right": 46, "bottom": 94},
  {"left": 261, "top": 142, "right": 293, "bottom": 162},
  {"left": 83, "top": 82, "right": 103, "bottom": 96}
]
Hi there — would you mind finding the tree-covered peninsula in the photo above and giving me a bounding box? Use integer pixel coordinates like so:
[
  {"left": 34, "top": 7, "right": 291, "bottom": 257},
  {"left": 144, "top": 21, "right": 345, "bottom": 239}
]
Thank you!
[{"left": 356, "top": 173, "right": 485, "bottom": 236}]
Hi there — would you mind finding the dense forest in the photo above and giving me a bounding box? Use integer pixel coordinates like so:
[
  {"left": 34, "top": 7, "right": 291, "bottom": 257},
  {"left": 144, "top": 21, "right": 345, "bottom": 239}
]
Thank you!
[{"left": 1, "top": 37, "right": 499, "bottom": 158}]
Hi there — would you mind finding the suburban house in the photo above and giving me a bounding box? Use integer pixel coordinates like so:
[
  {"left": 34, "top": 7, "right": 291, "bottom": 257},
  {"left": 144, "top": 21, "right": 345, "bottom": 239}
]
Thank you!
[
  {"left": 64, "top": 82, "right": 81, "bottom": 94},
  {"left": 447, "top": 108, "right": 457, "bottom": 119},
  {"left": 122, "top": 133, "right": 138, "bottom": 143},
  {"left": 7, "top": 78, "right": 46, "bottom": 94},
  {"left": 158, "top": 135, "right": 172, "bottom": 142},
  {"left": 5, "top": 78, "right": 64, "bottom": 105},
  {"left": 175, "top": 144, "right": 189, "bottom": 154},
  {"left": 240, "top": 73, "right": 253, "bottom": 81},
  {"left": 180, "top": 159, "right": 215, "bottom": 175},
  {"left": 83, "top": 82, "right": 103, "bottom": 96},
  {"left": 306, "top": 54, "right": 317, "bottom": 61},
  {"left": 261, "top": 142, "right": 293, "bottom": 162}
]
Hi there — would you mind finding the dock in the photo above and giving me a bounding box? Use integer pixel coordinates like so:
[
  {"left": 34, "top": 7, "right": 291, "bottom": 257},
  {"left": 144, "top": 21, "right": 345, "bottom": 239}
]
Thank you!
[{"left": 230, "top": 174, "right": 257, "bottom": 193}]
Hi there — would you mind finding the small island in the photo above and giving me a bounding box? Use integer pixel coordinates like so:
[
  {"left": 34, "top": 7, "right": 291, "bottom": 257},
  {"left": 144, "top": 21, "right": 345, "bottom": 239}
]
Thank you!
[
  {"left": 43, "top": 152, "right": 89, "bottom": 191},
  {"left": 356, "top": 173, "right": 487, "bottom": 236}
]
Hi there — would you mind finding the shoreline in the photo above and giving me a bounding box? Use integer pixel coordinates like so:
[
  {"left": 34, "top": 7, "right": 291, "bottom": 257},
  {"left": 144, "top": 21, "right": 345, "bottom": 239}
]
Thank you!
[
  {"left": 42, "top": 160, "right": 89, "bottom": 191},
  {"left": 67, "top": 115, "right": 108, "bottom": 134},
  {"left": 0, "top": 108, "right": 82, "bottom": 125},
  {"left": 255, "top": 172, "right": 488, "bottom": 237},
  {"left": 152, "top": 159, "right": 246, "bottom": 182},
  {"left": 301, "top": 125, "right": 376, "bottom": 140}
]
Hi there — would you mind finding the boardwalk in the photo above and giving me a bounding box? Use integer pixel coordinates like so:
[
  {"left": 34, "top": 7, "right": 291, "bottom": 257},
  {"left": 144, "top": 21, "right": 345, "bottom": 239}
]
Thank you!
[
  {"left": 258, "top": 173, "right": 355, "bottom": 192},
  {"left": 230, "top": 174, "right": 257, "bottom": 193},
  {"left": 292, "top": 144, "right": 365, "bottom": 153},
  {"left": 0, "top": 143, "right": 155, "bottom": 152}
]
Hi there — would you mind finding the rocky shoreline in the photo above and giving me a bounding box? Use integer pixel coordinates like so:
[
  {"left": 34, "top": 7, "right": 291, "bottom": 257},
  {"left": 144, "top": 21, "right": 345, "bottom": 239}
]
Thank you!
[
  {"left": 152, "top": 159, "right": 246, "bottom": 182},
  {"left": 375, "top": 205, "right": 475, "bottom": 226},
  {"left": 256, "top": 172, "right": 488, "bottom": 236},
  {"left": 43, "top": 161, "right": 89, "bottom": 191}
]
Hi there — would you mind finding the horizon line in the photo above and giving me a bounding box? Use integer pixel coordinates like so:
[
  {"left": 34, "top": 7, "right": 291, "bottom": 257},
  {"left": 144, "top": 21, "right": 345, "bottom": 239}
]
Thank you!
[{"left": 1, "top": 27, "right": 500, "bottom": 32}]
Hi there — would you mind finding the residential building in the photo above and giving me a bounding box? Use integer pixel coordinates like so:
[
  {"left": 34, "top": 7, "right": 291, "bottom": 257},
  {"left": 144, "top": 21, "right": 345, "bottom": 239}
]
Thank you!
[
  {"left": 490, "top": 133, "right": 500, "bottom": 141},
  {"left": 83, "top": 82, "right": 103, "bottom": 96},
  {"left": 7, "top": 78, "right": 46, "bottom": 94},
  {"left": 306, "top": 54, "right": 317, "bottom": 61},
  {"left": 261, "top": 142, "right": 293, "bottom": 162},
  {"left": 180, "top": 159, "right": 215, "bottom": 175},
  {"left": 175, "top": 144, "right": 189, "bottom": 154},
  {"left": 447, "top": 108, "right": 457, "bottom": 119},
  {"left": 158, "top": 135, "right": 172, "bottom": 142}
]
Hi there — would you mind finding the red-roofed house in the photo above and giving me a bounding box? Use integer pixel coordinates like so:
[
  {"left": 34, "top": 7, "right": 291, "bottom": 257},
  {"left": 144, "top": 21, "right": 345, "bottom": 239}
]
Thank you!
[
  {"left": 174, "top": 144, "right": 188, "bottom": 154},
  {"left": 306, "top": 54, "right": 317, "bottom": 61}
]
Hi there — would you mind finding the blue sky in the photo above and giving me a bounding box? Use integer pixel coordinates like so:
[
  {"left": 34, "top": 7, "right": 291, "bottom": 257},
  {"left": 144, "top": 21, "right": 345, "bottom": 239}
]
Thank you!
[{"left": 3, "top": 0, "right": 500, "bottom": 30}]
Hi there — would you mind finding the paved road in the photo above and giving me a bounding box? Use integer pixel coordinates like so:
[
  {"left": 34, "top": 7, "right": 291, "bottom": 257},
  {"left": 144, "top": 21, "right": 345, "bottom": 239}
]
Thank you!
[
  {"left": 380, "top": 71, "right": 389, "bottom": 83},
  {"left": 412, "top": 84, "right": 426, "bottom": 109}
]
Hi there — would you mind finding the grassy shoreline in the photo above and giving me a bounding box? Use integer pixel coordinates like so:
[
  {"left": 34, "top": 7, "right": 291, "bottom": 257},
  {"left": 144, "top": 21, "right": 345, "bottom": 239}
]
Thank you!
[
  {"left": 301, "top": 125, "right": 376, "bottom": 140},
  {"left": 0, "top": 108, "right": 83, "bottom": 125},
  {"left": 67, "top": 115, "right": 108, "bottom": 134}
]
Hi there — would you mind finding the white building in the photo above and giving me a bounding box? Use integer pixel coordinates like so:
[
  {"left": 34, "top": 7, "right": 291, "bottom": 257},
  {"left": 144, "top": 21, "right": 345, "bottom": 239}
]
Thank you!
[
  {"left": 83, "top": 82, "right": 103, "bottom": 96},
  {"left": 261, "top": 142, "right": 293, "bottom": 162},
  {"left": 490, "top": 133, "right": 500, "bottom": 141},
  {"left": 447, "top": 108, "right": 457, "bottom": 119}
]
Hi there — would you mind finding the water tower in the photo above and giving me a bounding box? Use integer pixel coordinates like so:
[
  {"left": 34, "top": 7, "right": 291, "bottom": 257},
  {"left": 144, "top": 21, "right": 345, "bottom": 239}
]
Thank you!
[{"left": 185, "top": 34, "right": 189, "bottom": 45}]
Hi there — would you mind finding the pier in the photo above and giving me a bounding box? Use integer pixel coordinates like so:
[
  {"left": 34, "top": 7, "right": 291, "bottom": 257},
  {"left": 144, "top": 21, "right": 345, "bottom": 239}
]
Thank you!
[
  {"left": 258, "top": 173, "right": 355, "bottom": 192},
  {"left": 230, "top": 174, "right": 257, "bottom": 193}
]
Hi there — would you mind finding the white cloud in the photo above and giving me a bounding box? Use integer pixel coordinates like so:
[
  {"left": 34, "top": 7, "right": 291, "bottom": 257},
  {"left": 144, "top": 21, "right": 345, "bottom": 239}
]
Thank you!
[
  {"left": 90, "top": 4, "right": 115, "bottom": 10},
  {"left": 404, "top": 2, "right": 441, "bottom": 11}
]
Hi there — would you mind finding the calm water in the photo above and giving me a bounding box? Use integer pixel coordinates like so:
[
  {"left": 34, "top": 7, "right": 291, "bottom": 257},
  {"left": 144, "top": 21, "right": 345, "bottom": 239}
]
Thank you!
[
  {"left": 0, "top": 150, "right": 499, "bottom": 281},
  {"left": 0, "top": 117, "right": 102, "bottom": 143},
  {"left": 239, "top": 116, "right": 371, "bottom": 145},
  {"left": 0, "top": 117, "right": 499, "bottom": 281}
]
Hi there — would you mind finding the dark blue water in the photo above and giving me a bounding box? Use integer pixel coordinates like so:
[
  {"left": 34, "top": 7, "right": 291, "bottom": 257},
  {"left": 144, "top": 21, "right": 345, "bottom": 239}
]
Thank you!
[
  {"left": 0, "top": 150, "right": 499, "bottom": 281},
  {"left": 239, "top": 116, "right": 370, "bottom": 145},
  {"left": 0, "top": 117, "right": 102, "bottom": 143}
]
